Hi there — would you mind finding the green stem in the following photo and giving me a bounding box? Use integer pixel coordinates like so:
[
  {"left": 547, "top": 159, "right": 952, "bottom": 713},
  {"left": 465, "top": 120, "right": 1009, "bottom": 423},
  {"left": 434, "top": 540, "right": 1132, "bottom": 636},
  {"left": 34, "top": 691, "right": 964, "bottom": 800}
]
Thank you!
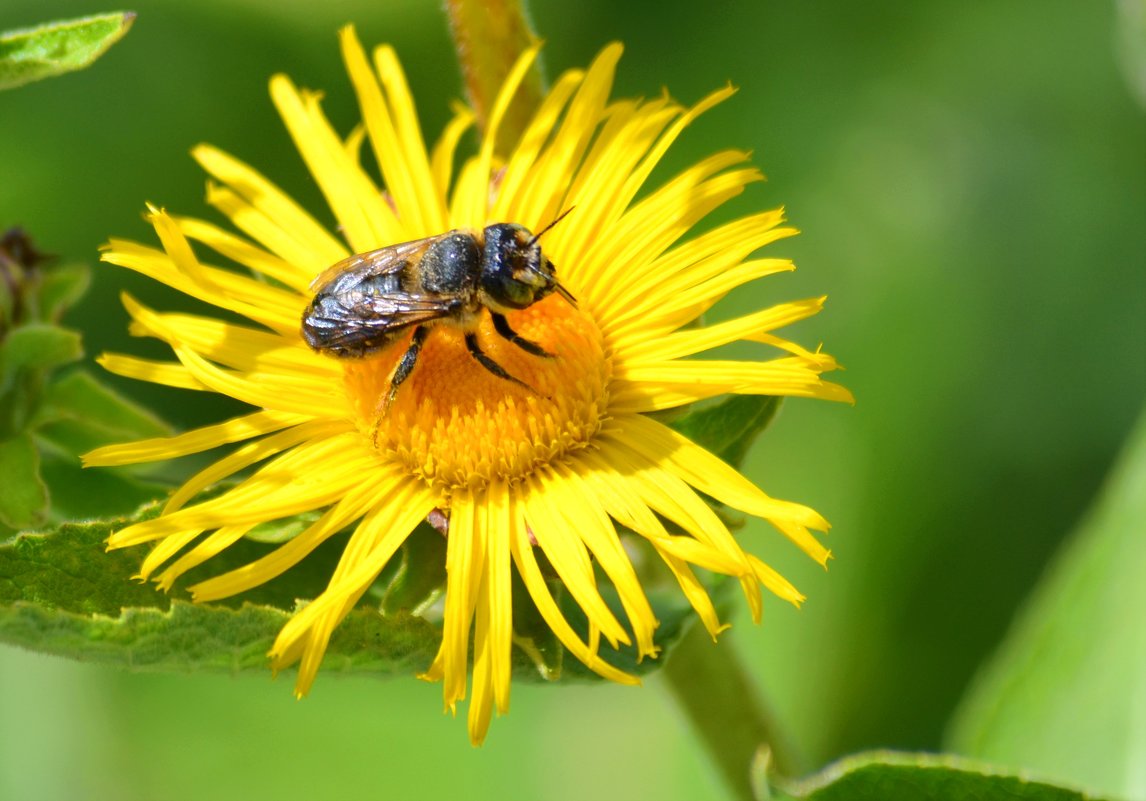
[
  {"left": 663, "top": 621, "right": 802, "bottom": 800},
  {"left": 444, "top": 0, "right": 546, "bottom": 152}
]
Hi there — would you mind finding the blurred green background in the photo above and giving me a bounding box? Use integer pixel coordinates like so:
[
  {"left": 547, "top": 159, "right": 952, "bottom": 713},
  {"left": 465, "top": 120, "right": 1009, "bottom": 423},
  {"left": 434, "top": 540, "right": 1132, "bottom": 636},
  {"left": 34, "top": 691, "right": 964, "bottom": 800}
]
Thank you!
[{"left": 2, "top": 1, "right": 1143, "bottom": 799}]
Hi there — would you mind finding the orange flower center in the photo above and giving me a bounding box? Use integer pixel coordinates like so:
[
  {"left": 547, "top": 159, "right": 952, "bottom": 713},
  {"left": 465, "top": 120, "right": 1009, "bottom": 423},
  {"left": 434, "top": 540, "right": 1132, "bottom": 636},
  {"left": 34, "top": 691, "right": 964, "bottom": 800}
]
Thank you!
[{"left": 341, "top": 296, "right": 610, "bottom": 490}]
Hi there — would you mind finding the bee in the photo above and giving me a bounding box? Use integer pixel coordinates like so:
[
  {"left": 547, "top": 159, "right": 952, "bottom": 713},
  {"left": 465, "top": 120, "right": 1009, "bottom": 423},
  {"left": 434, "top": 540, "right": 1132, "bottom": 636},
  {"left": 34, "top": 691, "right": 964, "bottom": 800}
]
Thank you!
[{"left": 301, "top": 212, "right": 576, "bottom": 408}]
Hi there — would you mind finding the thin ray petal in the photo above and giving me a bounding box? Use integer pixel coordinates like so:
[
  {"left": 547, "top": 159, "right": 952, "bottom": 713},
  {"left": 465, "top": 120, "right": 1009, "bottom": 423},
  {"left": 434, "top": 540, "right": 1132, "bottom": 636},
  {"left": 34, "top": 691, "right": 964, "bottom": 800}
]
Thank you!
[
  {"left": 174, "top": 215, "right": 313, "bottom": 292},
  {"left": 453, "top": 47, "right": 541, "bottom": 228},
  {"left": 431, "top": 105, "right": 475, "bottom": 200},
  {"left": 340, "top": 27, "right": 444, "bottom": 235},
  {"left": 544, "top": 99, "right": 680, "bottom": 265},
  {"left": 96, "top": 353, "right": 205, "bottom": 391},
  {"left": 508, "top": 501, "right": 639, "bottom": 686},
  {"left": 373, "top": 42, "right": 447, "bottom": 230},
  {"left": 83, "top": 409, "right": 305, "bottom": 467},
  {"left": 120, "top": 295, "right": 336, "bottom": 380},
  {"left": 522, "top": 474, "right": 631, "bottom": 648},
  {"left": 101, "top": 241, "right": 299, "bottom": 334},
  {"left": 507, "top": 44, "right": 622, "bottom": 230},
  {"left": 468, "top": 571, "right": 495, "bottom": 744},
  {"left": 608, "top": 415, "right": 834, "bottom": 565},
  {"left": 170, "top": 344, "right": 349, "bottom": 418},
  {"left": 546, "top": 465, "right": 659, "bottom": 659},
  {"left": 270, "top": 74, "right": 401, "bottom": 250},
  {"left": 485, "top": 484, "right": 514, "bottom": 713},
  {"left": 270, "top": 478, "right": 437, "bottom": 694},
  {"left": 189, "top": 471, "right": 401, "bottom": 602},
  {"left": 163, "top": 419, "right": 348, "bottom": 515},
  {"left": 611, "top": 358, "right": 854, "bottom": 413},
  {"left": 621, "top": 298, "right": 828, "bottom": 362},
  {"left": 440, "top": 492, "right": 483, "bottom": 710},
  {"left": 655, "top": 549, "right": 729, "bottom": 639},
  {"left": 107, "top": 433, "right": 375, "bottom": 548},
  {"left": 192, "top": 144, "right": 348, "bottom": 267},
  {"left": 580, "top": 446, "right": 754, "bottom": 578},
  {"left": 491, "top": 68, "right": 585, "bottom": 221},
  {"left": 153, "top": 523, "right": 255, "bottom": 590}
]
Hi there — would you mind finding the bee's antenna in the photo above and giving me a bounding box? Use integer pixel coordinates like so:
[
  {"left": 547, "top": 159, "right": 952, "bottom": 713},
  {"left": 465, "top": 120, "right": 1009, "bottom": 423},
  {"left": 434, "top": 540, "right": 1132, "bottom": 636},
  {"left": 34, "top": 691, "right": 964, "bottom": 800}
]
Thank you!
[
  {"left": 552, "top": 280, "right": 578, "bottom": 307},
  {"left": 524, "top": 207, "right": 578, "bottom": 307},
  {"left": 526, "top": 206, "right": 575, "bottom": 248}
]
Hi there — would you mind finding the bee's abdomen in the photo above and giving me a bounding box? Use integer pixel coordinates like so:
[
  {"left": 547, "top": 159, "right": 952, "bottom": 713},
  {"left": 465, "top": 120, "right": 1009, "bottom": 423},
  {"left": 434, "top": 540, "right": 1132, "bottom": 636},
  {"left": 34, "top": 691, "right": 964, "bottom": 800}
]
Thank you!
[{"left": 302, "top": 293, "right": 400, "bottom": 357}]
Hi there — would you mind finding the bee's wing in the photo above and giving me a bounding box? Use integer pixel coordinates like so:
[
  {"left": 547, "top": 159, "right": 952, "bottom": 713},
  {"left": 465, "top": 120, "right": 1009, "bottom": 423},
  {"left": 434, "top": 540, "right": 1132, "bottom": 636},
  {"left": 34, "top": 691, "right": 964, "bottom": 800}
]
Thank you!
[
  {"left": 308, "top": 236, "right": 439, "bottom": 292},
  {"left": 304, "top": 290, "right": 462, "bottom": 352}
]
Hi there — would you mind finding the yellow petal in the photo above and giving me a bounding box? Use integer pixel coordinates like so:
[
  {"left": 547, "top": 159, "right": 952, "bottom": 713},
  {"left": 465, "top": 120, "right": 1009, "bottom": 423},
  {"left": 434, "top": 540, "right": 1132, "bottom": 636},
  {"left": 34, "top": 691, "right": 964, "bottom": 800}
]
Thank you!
[
  {"left": 270, "top": 74, "right": 402, "bottom": 250},
  {"left": 504, "top": 44, "right": 622, "bottom": 231},
  {"left": 374, "top": 43, "right": 449, "bottom": 231},
  {"left": 162, "top": 419, "right": 348, "bottom": 514},
  {"left": 508, "top": 494, "right": 639, "bottom": 686},
  {"left": 611, "top": 357, "right": 854, "bottom": 413},
  {"left": 189, "top": 469, "right": 403, "bottom": 602},
  {"left": 193, "top": 143, "right": 348, "bottom": 269},
  {"left": 608, "top": 414, "right": 834, "bottom": 566},
  {"left": 430, "top": 104, "right": 475, "bottom": 201},
  {"left": 83, "top": 409, "right": 306, "bottom": 467},
  {"left": 107, "top": 432, "right": 374, "bottom": 548},
  {"left": 440, "top": 491, "right": 484, "bottom": 710},
  {"left": 654, "top": 550, "right": 729, "bottom": 640},
  {"left": 491, "top": 67, "right": 585, "bottom": 223},
  {"left": 101, "top": 240, "right": 299, "bottom": 334},
  {"left": 521, "top": 473, "right": 631, "bottom": 649},
  {"left": 340, "top": 27, "right": 444, "bottom": 235},
  {"left": 452, "top": 45, "right": 541, "bottom": 228},
  {"left": 546, "top": 464, "right": 659, "bottom": 659},
  {"left": 621, "top": 297, "right": 828, "bottom": 363},
  {"left": 173, "top": 214, "right": 313, "bottom": 293},
  {"left": 96, "top": 353, "right": 204, "bottom": 391},
  {"left": 485, "top": 483, "right": 514, "bottom": 714},
  {"left": 153, "top": 523, "right": 254, "bottom": 590},
  {"left": 269, "top": 478, "right": 437, "bottom": 693}
]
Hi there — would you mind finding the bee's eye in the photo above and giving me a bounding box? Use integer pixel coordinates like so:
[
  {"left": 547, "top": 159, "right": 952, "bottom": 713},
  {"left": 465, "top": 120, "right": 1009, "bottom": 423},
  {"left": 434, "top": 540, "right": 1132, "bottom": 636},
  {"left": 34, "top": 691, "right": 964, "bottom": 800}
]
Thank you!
[{"left": 502, "top": 279, "right": 535, "bottom": 306}]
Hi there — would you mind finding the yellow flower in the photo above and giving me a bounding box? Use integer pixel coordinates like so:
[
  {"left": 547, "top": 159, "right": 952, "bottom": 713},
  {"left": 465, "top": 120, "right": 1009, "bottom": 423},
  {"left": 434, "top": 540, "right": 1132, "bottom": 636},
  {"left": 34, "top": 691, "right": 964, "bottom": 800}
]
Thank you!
[{"left": 86, "top": 27, "right": 851, "bottom": 744}]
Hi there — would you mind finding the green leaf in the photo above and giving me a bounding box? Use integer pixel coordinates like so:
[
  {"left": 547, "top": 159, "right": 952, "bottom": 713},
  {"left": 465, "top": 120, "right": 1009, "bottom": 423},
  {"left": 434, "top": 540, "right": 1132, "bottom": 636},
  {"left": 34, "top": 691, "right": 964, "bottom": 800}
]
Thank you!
[
  {"left": 0, "top": 513, "right": 439, "bottom": 676},
  {"left": 775, "top": 751, "right": 1108, "bottom": 801},
  {"left": 36, "top": 456, "right": 170, "bottom": 524},
  {"left": 37, "top": 263, "right": 90, "bottom": 322},
  {"left": 2, "top": 596, "right": 441, "bottom": 677},
  {"left": 947, "top": 408, "right": 1146, "bottom": 800},
  {"left": 508, "top": 570, "right": 564, "bottom": 680},
  {"left": 0, "top": 323, "right": 82, "bottom": 379},
  {"left": 33, "top": 368, "right": 170, "bottom": 447},
  {"left": 245, "top": 510, "right": 323, "bottom": 544},
  {"left": 379, "top": 522, "right": 447, "bottom": 615},
  {"left": 0, "top": 506, "right": 668, "bottom": 682},
  {"left": 671, "top": 395, "right": 782, "bottom": 467},
  {"left": 0, "top": 12, "right": 135, "bottom": 91},
  {"left": 0, "top": 433, "right": 48, "bottom": 529}
]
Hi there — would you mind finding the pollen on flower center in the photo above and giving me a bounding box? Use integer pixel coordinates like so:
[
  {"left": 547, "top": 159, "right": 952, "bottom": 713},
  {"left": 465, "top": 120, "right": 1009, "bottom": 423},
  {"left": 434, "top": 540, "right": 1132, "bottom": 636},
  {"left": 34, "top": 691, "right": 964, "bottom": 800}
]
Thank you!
[{"left": 340, "top": 295, "right": 610, "bottom": 490}]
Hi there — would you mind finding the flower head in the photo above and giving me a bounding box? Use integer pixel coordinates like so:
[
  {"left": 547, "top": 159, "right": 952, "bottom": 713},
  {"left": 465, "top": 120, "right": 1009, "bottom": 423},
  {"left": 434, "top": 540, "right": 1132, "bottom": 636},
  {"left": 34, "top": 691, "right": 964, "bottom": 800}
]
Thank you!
[{"left": 87, "top": 27, "right": 851, "bottom": 744}]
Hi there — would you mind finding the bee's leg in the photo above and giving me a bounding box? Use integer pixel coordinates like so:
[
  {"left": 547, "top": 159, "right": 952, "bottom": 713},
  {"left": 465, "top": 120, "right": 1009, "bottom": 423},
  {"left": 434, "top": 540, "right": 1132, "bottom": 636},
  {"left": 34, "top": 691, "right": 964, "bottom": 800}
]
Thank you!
[
  {"left": 464, "top": 331, "right": 536, "bottom": 391},
  {"left": 387, "top": 325, "right": 430, "bottom": 406},
  {"left": 371, "top": 325, "right": 429, "bottom": 445},
  {"left": 491, "top": 312, "right": 552, "bottom": 358}
]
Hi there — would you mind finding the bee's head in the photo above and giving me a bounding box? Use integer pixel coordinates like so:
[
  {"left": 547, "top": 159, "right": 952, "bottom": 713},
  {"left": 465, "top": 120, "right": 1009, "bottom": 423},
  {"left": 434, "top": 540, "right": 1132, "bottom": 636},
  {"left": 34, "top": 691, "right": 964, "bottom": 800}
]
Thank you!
[{"left": 480, "top": 221, "right": 577, "bottom": 311}]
